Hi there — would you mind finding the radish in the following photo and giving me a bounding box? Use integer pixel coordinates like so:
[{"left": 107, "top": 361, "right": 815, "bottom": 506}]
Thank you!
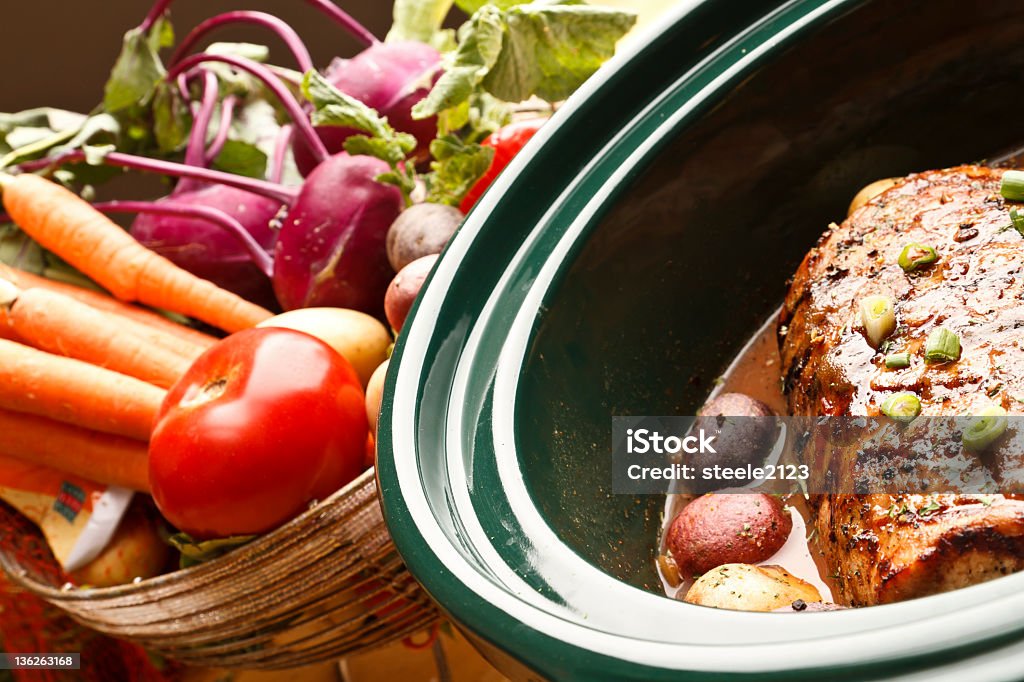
[
  {"left": 292, "top": 42, "right": 441, "bottom": 176},
  {"left": 21, "top": 148, "right": 402, "bottom": 318},
  {"left": 138, "top": 0, "right": 440, "bottom": 178},
  {"left": 129, "top": 69, "right": 285, "bottom": 308},
  {"left": 273, "top": 153, "right": 402, "bottom": 312}
]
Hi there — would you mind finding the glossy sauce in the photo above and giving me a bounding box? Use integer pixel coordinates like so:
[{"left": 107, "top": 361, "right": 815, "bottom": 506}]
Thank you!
[{"left": 657, "top": 312, "right": 835, "bottom": 604}]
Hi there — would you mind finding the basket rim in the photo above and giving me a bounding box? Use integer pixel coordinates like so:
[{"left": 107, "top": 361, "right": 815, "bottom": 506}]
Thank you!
[{"left": 0, "top": 467, "right": 378, "bottom": 601}]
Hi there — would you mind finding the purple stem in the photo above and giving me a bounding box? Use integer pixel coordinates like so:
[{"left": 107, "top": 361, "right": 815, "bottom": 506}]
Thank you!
[
  {"left": 170, "top": 11, "right": 315, "bottom": 73},
  {"left": 167, "top": 53, "right": 329, "bottom": 165},
  {"left": 204, "top": 95, "right": 237, "bottom": 164},
  {"left": 17, "top": 150, "right": 297, "bottom": 205},
  {"left": 185, "top": 70, "right": 220, "bottom": 168},
  {"left": 139, "top": 0, "right": 172, "bottom": 34},
  {"left": 140, "top": 0, "right": 377, "bottom": 47},
  {"left": 269, "top": 125, "right": 293, "bottom": 184},
  {"left": 93, "top": 200, "right": 274, "bottom": 278}
]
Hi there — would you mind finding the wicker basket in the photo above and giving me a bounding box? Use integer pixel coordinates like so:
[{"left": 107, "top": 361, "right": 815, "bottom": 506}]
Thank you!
[{"left": 0, "top": 470, "right": 438, "bottom": 670}]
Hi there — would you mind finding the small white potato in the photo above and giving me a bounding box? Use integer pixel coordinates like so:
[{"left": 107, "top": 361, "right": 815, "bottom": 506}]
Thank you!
[
  {"left": 684, "top": 563, "right": 821, "bottom": 612},
  {"left": 257, "top": 308, "right": 391, "bottom": 387},
  {"left": 365, "top": 359, "right": 389, "bottom": 436}
]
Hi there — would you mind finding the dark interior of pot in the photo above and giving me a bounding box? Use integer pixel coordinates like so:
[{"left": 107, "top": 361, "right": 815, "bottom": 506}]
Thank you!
[{"left": 516, "top": 0, "right": 1024, "bottom": 592}]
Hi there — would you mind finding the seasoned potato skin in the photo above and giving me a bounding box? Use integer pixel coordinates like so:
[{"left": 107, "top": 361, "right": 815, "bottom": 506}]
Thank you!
[
  {"left": 666, "top": 494, "right": 792, "bottom": 574},
  {"left": 684, "top": 563, "right": 821, "bottom": 611}
]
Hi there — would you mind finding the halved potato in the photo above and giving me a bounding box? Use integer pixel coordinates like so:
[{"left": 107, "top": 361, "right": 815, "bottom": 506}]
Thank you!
[{"left": 684, "top": 563, "right": 821, "bottom": 612}]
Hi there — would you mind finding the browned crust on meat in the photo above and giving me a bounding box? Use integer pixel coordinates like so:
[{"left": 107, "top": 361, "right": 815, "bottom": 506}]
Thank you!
[{"left": 780, "top": 165, "right": 1024, "bottom": 605}]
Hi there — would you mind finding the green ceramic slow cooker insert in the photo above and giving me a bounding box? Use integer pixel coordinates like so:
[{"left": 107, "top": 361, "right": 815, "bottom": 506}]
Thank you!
[{"left": 377, "top": 0, "right": 1024, "bottom": 679}]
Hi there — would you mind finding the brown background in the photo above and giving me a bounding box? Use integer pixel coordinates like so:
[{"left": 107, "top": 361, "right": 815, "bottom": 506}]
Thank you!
[{"left": 0, "top": 1, "right": 401, "bottom": 112}]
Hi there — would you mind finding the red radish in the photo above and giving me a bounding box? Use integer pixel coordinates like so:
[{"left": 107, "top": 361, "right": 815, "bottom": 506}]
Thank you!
[
  {"left": 22, "top": 147, "right": 403, "bottom": 316},
  {"left": 128, "top": 69, "right": 284, "bottom": 307},
  {"left": 273, "top": 153, "right": 403, "bottom": 314},
  {"left": 293, "top": 42, "right": 442, "bottom": 176}
]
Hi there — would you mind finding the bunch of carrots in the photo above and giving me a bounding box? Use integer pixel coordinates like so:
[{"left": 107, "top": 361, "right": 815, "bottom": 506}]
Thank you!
[{"left": 0, "top": 173, "right": 274, "bottom": 493}]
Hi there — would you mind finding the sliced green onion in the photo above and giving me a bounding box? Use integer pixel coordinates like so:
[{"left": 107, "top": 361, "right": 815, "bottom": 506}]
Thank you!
[
  {"left": 897, "top": 243, "right": 938, "bottom": 272},
  {"left": 1001, "top": 170, "right": 1024, "bottom": 201},
  {"left": 1011, "top": 208, "right": 1024, "bottom": 236},
  {"left": 880, "top": 392, "right": 921, "bottom": 422},
  {"left": 859, "top": 294, "right": 896, "bottom": 348},
  {"left": 884, "top": 352, "right": 911, "bottom": 369},
  {"left": 962, "top": 404, "right": 1008, "bottom": 452},
  {"left": 924, "top": 327, "right": 961, "bottom": 363}
]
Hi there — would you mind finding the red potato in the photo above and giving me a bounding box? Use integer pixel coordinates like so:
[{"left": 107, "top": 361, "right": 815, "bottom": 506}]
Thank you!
[
  {"left": 384, "top": 254, "right": 438, "bottom": 333},
  {"left": 386, "top": 203, "right": 463, "bottom": 272},
  {"left": 666, "top": 494, "right": 791, "bottom": 575}
]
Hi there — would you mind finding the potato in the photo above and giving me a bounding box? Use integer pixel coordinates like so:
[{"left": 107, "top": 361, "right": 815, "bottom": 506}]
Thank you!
[
  {"left": 691, "top": 393, "right": 777, "bottom": 484},
  {"left": 684, "top": 563, "right": 821, "bottom": 611},
  {"left": 847, "top": 177, "right": 900, "bottom": 216},
  {"left": 384, "top": 254, "right": 439, "bottom": 333},
  {"left": 69, "top": 505, "right": 169, "bottom": 587},
  {"left": 366, "top": 359, "right": 389, "bottom": 436},
  {"left": 666, "top": 494, "right": 791, "bottom": 574},
  {"left": 386, "top": 203, "right": 463, "bottom": 272},
  {"left": 257, "top": 307, "right": 391, "bottom": 387}
]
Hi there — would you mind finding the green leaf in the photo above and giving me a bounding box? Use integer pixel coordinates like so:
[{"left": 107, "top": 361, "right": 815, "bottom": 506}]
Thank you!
[
  {"left": 466, "top": 92, "right": 512, "bottom": 141},
  {"left": 53, "top": 113, "right": 121, "bottom": 153},
  {"left": 387, "top": 0, "right": 455, "bottom": 43},
  {"left": 150, "top": 16, "right": 176, "bottom": 50},
  {"left": 415, "top": 2, "right": 635, "bottom": 119},
  {"left": 5, "top": 127, "right": 56, "bottom": 150},
  {"left": 412, "top": 5, "right": 506, "bottom": 119},
  {"left": 82, "top": 144, "right": 116, "bottom": 166},
  {"left": 303, "top": 70, "right": 392, "bottom": 138},
  {"left": 303, "top": 70, "right": 418, "bottom": 201},
  {"left": 205, "top": 41, "right": 270, "bottom": 63},
  {"left": 455, "top": 0, "right": 522, "bottom": 12},
  {"left": 483, "top": 4, "right": 636, "bottom": 103},
  {"left": 0, "top": 225, "right": 46, "bottom": 274},
  {"left": 152, "top": 82, "right": 191, "bottom": 153},
  {"left": 344, "top": 133, "right": 417, "bottom": 166},
  {"left": 169, "top": 532, "right": 257, "bottom": 569},
  {"left": 211, "top": 139, "right": 269, "bottom": 179},
  {"left": 425, "top": 134, "right": 495, "bottom": 205},
  {"left": 103, "top": 26, "right": 167, "bottom": 113}
]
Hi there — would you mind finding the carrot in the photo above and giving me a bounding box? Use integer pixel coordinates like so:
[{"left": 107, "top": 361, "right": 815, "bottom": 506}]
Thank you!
[
  {"left": 0, "top": 174, "right": 273, "bottom": 333},
  {"left": 4, "top": 287, "right": 192, "bottom": 389},
  {"left": 0, "top": 407, "right": 150, "bottom": 492},
  {"left": 0, "top": 272, "right": 207, "bottom": 362},
  {"left": 0, "top": 339, "right": 164, "bottom": 440},
  {"left": 0, "top": 268, "right": 207, "bottom": 360},
  {"left": 0, "top": 262, "right": 217, "bottom": 350}
]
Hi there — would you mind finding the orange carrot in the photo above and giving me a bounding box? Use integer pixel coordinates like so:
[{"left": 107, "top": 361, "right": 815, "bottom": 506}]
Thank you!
[
  {"left": 5, "top": 287, "right": 192, "bottom": 389},
  {"left": 0, "top": 339, "right": 164, "bottom": 440},
  {"left": 0, "top": 408, "right": 150, "bottom": 492},
  {"left": 0, "top": 272, "right": 206, "bottom": 363},
  {"left": 0, "top": 263, "right": 218, "bottom": 350},
  {"left": 1, "top": 174, "right": 273, "bottom": 333}
]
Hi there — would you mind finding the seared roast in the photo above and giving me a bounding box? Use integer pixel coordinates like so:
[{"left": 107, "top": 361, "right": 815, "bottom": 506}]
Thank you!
[{"left": 779, "top": 165, "right": 1024, "bottom": 605}]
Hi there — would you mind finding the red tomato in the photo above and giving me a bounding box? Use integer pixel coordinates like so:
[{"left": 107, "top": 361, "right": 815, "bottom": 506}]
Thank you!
[
  {"left": 459, "top": 118, "right": 547, "bottom": 213},
  {"left": 149, "top": 328, "right": 367, "bottom": 539}
]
